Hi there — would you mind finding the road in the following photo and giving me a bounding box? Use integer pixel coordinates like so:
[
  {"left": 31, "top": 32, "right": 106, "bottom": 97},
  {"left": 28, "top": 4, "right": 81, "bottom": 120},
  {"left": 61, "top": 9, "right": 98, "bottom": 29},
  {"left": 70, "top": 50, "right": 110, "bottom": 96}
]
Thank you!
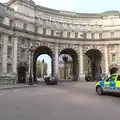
[{"left": 0, "top": 82, "right": 120, "bottom": 120}]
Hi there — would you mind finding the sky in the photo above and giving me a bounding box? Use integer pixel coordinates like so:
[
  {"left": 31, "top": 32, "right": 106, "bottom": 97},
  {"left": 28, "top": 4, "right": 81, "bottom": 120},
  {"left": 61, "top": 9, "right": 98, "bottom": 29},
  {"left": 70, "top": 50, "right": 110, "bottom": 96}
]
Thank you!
[
  {"left": 1, "top": 0, "right": 120, "bottom": 74},
  {"left": 1, "top": 0, "right": 120, "bottom": 13}
]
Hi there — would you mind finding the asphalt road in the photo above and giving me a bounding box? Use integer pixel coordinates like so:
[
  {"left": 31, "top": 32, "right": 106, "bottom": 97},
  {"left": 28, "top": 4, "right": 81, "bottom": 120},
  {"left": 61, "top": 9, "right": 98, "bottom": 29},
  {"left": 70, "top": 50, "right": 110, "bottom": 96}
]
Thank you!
[{"left": 0, "top": 82, "right": 120, "bottom": 120}]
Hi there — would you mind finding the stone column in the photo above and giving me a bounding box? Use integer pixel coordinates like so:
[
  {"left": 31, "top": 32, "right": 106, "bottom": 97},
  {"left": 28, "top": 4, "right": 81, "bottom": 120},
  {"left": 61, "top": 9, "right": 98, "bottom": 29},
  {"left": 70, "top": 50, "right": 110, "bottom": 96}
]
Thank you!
[
  {"left": 104, "top": 45, "right": 109, "bottom": 75},
  {"left": 13, "top": 36, "right": 18, "bottom": 73},
  {"left": 2, "top": 34, "right": 8, "bottom": 73},
  {"left": 54, "top": 44, "right": 59, "bottom": 75},
  {"left": 79, "top": 45, "right": 85, "bottom": 81}
]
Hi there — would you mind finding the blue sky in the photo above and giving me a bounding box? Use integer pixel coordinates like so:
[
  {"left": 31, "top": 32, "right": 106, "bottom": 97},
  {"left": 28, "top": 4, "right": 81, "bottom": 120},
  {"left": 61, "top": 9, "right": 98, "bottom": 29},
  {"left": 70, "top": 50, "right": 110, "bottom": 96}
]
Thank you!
[
  {"left": 2, "top": 0, "right": 120, "bottom": 74},
  {"left": 2, "top": 0, "right": 120, "bottom": 13}
]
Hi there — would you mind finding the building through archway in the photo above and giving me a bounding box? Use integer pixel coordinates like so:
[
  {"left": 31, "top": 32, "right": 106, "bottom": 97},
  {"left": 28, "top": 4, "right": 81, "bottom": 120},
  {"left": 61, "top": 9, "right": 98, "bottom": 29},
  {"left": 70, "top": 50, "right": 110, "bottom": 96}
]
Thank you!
[
  {"left": 33, "top": 46, "right": 53, "bottom": 83},
  {"left": 85, "top": 49, "right": 102, "bottom": 81},
  {"left": 59, "top": 48, "right": 78, "bottom": 81}
]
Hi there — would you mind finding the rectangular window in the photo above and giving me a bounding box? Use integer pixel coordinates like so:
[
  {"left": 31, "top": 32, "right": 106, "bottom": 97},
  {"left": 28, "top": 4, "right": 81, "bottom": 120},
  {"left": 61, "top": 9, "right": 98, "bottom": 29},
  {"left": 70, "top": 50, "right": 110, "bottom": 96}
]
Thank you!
[
  {"left": 83, "top": 33, "right": 86, "bottom": 39},
  {"left": 60, "top": 31, "right": 63, "bottom": 37},
  {"left": 111, "top": 32, "right": 114, "bottom": 38},
  {"left": 67, "top": 32, "right": 70, "bottom": 38},
  {"left": 43, "top": 28, "right": 46, "bottom": 35},
  {"left": 35, "top": 27, "right": 38, "bottom": 33},
  {"left": 91, "top": 33, "right": 94, "bottom": 39},
  {"left": 8, "top": 36, "right": 12, "bottom": 44},
  {"left": 23, "top": 23, "right": 27, "bottom": 30},
  {"left": 112, "top": 54, "right": 115, "bottom": 62},
  {"left": 75, "top": 32, "right": 78, "bottom": 38},
  {"left": 7, "top": 64, "right": 12, "bottom": 73},
  {"left": 51, "top": 30, "right": 54, "bottom": 36},
  {"left": 7, "top": 47, "right": 12, "bottom": 59},
  {"left": 21, "top": 49, "right": 25, "bottom": 59},
  {"left": 99, "top": 33, "right": 102, "bottom": 39},
  {"left": 10, "top": 20, "right": 13, "bottom": 27}
]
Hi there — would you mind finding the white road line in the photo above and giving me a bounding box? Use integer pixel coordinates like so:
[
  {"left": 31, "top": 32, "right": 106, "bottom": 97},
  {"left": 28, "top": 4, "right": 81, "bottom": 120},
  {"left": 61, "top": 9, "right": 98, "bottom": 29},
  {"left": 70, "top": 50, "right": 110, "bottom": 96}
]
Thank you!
[{"left": 12, "top": 89, "right": 20, "bottom": 92}]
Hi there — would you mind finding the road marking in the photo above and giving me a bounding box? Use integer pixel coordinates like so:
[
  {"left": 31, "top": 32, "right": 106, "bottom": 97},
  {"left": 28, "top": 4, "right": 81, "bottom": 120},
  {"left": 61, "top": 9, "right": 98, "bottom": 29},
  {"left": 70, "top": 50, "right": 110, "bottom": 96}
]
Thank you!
[
  {"left": 0, "top": 94, "right": 3, "bottom": 95},
  {"left": 12, "top": 89, "right": 20, "bottom": 92}
]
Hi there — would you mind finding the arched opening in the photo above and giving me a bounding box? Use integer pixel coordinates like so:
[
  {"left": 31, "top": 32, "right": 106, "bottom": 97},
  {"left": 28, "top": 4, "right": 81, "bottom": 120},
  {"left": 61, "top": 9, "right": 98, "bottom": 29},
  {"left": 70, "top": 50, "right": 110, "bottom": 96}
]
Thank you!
[
  {"left": 33, "top": 46, "right": 53, "bottom": 83},
  {"left": 110, "top": 67, "right": 118, "bottom": 75},
  {"left": 36, "top": 55, "right": 51, "bottom": 82},
  {"left": 59, "top": 48, "right": 78, "bottom": 81},
  {"left": 17, "top": 62, "right": 28, "bottom": 83},
  {"left": 85, "top": 49, "right": 102, "bottom": 81}
]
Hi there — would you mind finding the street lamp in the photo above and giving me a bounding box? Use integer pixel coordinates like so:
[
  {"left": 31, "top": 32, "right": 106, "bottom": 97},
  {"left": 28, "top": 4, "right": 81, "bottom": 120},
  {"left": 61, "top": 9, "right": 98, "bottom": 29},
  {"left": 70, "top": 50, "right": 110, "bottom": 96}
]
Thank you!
[
  {"left": 62, "top": 55, "right": 68, "bottom": 79},
  {"left": 41, "top": 59, "right": 44, "bottom": 80},
  {"left": 28, "top": 46, "right": 34, "bottom": 85}
]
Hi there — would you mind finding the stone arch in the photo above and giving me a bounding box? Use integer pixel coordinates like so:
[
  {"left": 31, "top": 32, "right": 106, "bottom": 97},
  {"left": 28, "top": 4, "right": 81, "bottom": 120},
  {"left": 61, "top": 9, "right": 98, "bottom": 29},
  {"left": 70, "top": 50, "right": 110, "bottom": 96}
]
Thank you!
[
  {"left": 17, "top": 61, "right": 29, "bottom": 83},
  {"left": 109, "top": 64, "right": 120, "bottom": 75},
  {"left": 33, "top": 45, "right": 53, "bottom": 82},
  {"left": 84, "top": 45, "right": 104, "bottom": 55},
  {"left": 59, "top": 48, "right": 79, "bottom": 81}
]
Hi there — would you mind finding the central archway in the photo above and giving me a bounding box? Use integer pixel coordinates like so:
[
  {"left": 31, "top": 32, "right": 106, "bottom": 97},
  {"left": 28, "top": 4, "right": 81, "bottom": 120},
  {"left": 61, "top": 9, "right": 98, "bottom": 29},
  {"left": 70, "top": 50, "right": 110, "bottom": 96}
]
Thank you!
[
  {"left": 33, "top": 46, "right": 53, "bottom": 83},
  {"left": 59, "top": 48, "right": 78, "bottom": 81},
  {"left": 85, "top": 49, "right": 102, "bottom": 81}
]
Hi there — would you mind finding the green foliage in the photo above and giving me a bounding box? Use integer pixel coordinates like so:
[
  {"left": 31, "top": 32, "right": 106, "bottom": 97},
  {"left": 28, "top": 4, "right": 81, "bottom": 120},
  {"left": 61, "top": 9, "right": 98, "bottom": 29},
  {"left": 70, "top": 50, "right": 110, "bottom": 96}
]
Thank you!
[{"left": 36, "top": 60, "right": 48, "bottom": 78}]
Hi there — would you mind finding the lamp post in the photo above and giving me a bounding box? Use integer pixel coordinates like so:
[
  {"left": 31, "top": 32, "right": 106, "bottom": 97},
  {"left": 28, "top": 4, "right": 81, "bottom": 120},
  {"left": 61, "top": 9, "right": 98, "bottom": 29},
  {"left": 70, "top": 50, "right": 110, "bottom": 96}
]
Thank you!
[
  {"left": 28, "top": 46, "right": 34, "bottom": 85},
  {"left": 62, "top": 55, "right": 68, "bottom": 79},
  {"left": 41, "top": 59, "right": 44, "bottom": 80}
]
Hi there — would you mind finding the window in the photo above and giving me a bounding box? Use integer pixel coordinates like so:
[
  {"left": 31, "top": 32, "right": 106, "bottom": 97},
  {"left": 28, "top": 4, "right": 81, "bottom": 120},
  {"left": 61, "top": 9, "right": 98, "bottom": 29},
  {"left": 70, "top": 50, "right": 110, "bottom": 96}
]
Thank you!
[
  {"left": 51, "top": 30, "right": 54, "bottom": 36},
  {"left": 21, "top": 39, "right": 25, "bottom": 45},
  {"left": 112, "top": 54, "right": 116, "bottom": 62},
  {"left": 99, "top": 33, "right": 102, "bottom": 39},
  {"left": 8, "top": 36, "right": 12, "bottom": 44},
  {"left": 60, "top": 31, "right": 63, "bottom": 37},
  {"left": 23, "top": 23, "right": 27, "bottom": 30},
  {"left": 106, "top": 75, "right": 116, "bottom": 82},
  {"left": 91, "top": 33, "right": 94, "bottom": 39},
  {"left": 21, "top": 49, "right": 25, "bottom": 59},
  {"left": 43, "top": 28, "right": 46, "bottom": 35},
  {"left": 111, "top": 32, "right": 114, "bottom": 38},
  {"left": 117, "top": 75, "right": 120, "bottom": 81},
  {"left": 75, "top": 32, "right": 78, "bottom": 38},
  {"left": 7, "top": 47, "right": 12, "bottom": 59},
  {"left": 67, "top": 32, "right": 70, "bottom": 38},
  {"left": 35, "top": 27, "right": 38, "bottom": 33},
  {"left": 83, "top": 33, "right": 86, "bottom": 39},
  {"left": 7, "top": 63, "right": 12, "bottom": 73},
  {"left": 9, "top": 20, "right": 13, "bottom": 27}
]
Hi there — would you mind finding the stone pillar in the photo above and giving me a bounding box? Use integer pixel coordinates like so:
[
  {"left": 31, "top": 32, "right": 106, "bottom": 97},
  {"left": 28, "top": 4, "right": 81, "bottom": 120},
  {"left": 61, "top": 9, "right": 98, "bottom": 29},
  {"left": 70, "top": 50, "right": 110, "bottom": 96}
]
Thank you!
[
  {"left": 54, "top": 44, "right": 59, "bottom": 75},
  {"left": 79, "top": 45, "right": 85, "bottom": 81},
  {"left": 2, "top": 34, "right": 8, "bottom": 73},
  {"left": 104, "top": 45, "right": 109, "bottom": 75},
  {"left": 13, "top": 36, "right": 18, "bottom": 73}
]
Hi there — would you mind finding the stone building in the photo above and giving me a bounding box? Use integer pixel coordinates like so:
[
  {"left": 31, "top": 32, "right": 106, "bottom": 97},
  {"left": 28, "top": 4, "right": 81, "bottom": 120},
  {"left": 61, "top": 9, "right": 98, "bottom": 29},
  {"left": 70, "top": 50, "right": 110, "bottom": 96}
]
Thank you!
[{"left": 0, "top": 0, "right": 120, "bottom": 83}]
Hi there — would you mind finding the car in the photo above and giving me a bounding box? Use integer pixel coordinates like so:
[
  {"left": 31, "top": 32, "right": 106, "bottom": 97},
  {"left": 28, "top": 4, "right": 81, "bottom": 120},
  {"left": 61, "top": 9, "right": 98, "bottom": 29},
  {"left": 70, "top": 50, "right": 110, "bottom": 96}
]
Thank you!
[{"left": 95, "top": 73, "right": 120, "bottom": 95}]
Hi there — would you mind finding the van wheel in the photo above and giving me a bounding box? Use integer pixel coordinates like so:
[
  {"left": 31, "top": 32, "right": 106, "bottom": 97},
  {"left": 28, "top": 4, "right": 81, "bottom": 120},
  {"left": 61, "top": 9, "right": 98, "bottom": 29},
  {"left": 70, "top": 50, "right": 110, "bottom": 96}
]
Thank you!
[{"left": 96, "top": 86, "right": 103, "bottom": 95}]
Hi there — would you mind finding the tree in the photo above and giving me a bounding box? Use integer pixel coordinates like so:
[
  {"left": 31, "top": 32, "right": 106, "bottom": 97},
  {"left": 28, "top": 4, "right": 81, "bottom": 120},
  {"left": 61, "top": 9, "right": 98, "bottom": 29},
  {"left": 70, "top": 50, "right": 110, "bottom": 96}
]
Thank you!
[{"left": 36, "top": 60, "right": 48, "bottom": 78}]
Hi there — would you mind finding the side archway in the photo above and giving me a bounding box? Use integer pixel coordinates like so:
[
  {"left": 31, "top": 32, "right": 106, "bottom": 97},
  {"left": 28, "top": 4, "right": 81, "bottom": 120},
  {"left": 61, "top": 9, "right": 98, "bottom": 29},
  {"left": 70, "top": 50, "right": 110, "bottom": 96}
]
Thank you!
[
  {"left": 17, "top": 61, "right": 28, "bottom": 83},
  {"left": 85, "top": 49, "right": 102, "bottom": 81},
  {"left": 109, "top": 64, "right": 119, "bottom": 75},
  {"left": 59, "top": 48, "right": 79, "bottom": 81},
  {"left": 33, "top": 46, "right": 53, "bottom": 83}
]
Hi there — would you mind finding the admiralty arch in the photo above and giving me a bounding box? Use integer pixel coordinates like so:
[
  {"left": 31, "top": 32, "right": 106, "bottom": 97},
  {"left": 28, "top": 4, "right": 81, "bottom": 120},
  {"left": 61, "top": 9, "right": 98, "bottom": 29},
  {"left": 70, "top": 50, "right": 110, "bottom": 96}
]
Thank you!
[{"left": 0, "top": 0, "right": 120, "bottom": 83}]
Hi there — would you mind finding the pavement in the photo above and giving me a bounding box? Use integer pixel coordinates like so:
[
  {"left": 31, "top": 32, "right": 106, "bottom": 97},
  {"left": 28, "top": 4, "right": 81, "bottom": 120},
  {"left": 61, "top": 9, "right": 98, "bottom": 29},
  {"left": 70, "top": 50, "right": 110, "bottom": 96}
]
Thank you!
[
  {"left": 0, "top": 82, "right": 120, "bottom": 120},
  {"left": 0, "top": 84, "right": 38, "bottom": 90}
]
